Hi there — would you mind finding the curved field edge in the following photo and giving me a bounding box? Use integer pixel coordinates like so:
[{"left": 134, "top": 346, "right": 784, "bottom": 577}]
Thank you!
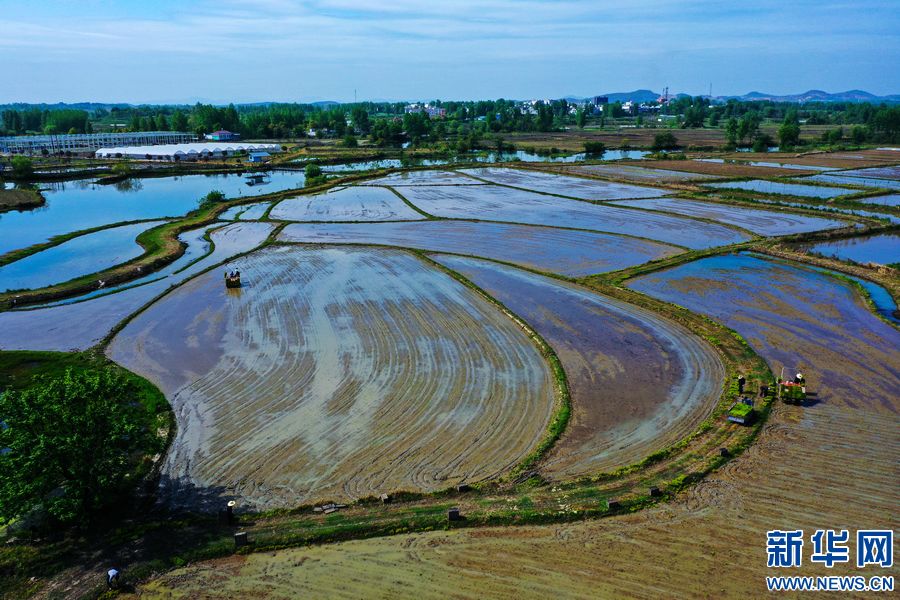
[
  {"left": 0, "top": 176, "right": 332, "bottom": 310},
  {"left": 4, "top": 248, "right": 775, "bottom": 600}
]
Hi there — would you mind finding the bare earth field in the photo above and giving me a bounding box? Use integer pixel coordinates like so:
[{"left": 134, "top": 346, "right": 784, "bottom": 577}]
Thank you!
[
  {"left": 278, "top": 220, "right": 683, "bottom": 276},
  {"left": 610, "top": 197, "right": 847, "bottom": 236},
  {"left": 720, "top": 149, "right": 900, "bottom": 169},
  {"left": 107, "top": 246, "right": 556, "bottom": 510},
  {"left": 433, "top": 255, "right": 724, "bottom": 477},
  {"left": 0, "top": 221, "right": 276, "bottom": 351},
  {"left": 133, "top": 250, "right": 899, "bottom": 600},
  {"left": 269, "top": 186, "right": 425, "bottom": 221},
  {"left": 393, "top": 184, "right": 751, "bottom": 249}
]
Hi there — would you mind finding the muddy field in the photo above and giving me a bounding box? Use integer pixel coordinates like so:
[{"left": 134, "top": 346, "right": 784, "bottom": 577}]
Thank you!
[
  {"left": 564, "top": 164, "right": 724, "bottom": 183},
  {"left": 270, "top": 186, "right": 425, "bottom": 221},
  {"left": 460, "top": 167, "right": 669, "bottom": 200},
  {"left": 278, "top": 220, "right": 682, "bottom": 276},
  {"left": 135, "top": 404, "right": 898, "bottom": 600},
  {"left": 720, "top": 149, "right": 900, "bottom": 169},
  {"left": 626, "top": 159, "right": 819, "bottom": 178},
  {"left": 393, "top": 184, "right": 751, "bottom": 249},
  {"left": 0, "top": 222, "right": 276, "bottom": 351},
  {"left": 434, "top": 255, "right": 723, "bottom": 477},
  {"left": 134, "top": 249, "right": 899, "bottom": 599},
  {"left": 610, "top": 197, "right": 847, "bottom": 236},
  {"left": 107, "top": 246, "right": 556, "bottom": 510},
  {"left": 629, "top": 253, "right": 900, "bottom": 412}
]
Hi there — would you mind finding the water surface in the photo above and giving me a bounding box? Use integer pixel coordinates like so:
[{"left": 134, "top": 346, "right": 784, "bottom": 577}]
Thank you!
[
  {"left": 0, "top": 170, "right": 305, "bottom": 255},
  {"left": 706, "top": 180, "right": 852, "bottom": 199},
  {"left": 802, "top": 234, "right": 899, "bottom": 266},
  {"left": 0, "top": 220, "right": 166, "bottom": 292}
]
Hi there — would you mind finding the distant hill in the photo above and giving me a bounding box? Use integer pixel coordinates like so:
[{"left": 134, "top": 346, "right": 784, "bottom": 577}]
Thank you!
[{"left": 722, "top": 89, "right": 900, "bottom": 103}]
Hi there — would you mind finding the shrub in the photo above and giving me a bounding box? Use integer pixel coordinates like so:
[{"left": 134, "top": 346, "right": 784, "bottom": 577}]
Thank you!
[
  {"left": 651, "top": 132, "right": 679, "bottom": 151},
  {"left": 583, "top": 141, "right": 606, "bottom": 155}
]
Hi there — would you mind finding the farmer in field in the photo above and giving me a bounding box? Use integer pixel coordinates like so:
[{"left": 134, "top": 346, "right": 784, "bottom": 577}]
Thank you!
[{"left": 107, "top": 568, "right": 120, "bottom": 589}]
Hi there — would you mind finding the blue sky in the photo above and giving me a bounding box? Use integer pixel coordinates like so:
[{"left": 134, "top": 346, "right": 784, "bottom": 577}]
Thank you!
[{"left": 1, "top": 0, "right": 897, "bottom": 103}]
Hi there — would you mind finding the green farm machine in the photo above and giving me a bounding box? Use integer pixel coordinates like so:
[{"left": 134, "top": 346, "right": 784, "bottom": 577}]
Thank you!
[{"left": 777, "top": 367, "right": 808, "bottom": 405}]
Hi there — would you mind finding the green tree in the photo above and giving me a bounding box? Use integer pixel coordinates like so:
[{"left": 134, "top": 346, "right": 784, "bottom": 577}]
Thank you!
[
  {"left": 651, "top": 132, "right": 679, "bottom": 151},
  {"left": 778, "top": 123, "right": 801, "bottom": 149},
  {"left": 0, "top": 368, "right": 163, "bottom": 525},
  {"left": 171, "top": 110, "right": 189, "bottom": 132},
  {"left": 10, "top": 156, "right": 33, "bottom": 178},
  {"left": 576, "top": 108, "right": 586, "bottom": 128},
  {"left": 343, "top": 134, "right": 358, "bottom": 148}
]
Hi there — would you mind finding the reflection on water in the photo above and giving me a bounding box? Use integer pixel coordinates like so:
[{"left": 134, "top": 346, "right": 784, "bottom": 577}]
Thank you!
[
  {"left": 802, "top": 234, "right": 900, "bottom": 266},
  {"left": 0, "top": 170, "right": 306, "bottom": 255},
  {"left": 304, "top": 149, "right": 651, "bottom": 173}
]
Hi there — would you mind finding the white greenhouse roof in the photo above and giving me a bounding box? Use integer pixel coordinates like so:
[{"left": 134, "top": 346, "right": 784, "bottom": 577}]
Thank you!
[{"left": 95, "top": 142, "right": 281, "bottom": 157}]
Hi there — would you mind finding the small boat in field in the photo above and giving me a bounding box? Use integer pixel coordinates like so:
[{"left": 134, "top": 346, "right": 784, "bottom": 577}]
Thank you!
[{"left": 225, "top": 270, "right": 242, "bottom": 288}]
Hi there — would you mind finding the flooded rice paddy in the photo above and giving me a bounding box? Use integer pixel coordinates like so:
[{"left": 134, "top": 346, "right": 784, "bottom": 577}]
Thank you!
[
  {"left": 705, "top": 179, "right": 853, "bottom": 199},
  {"left": 567, "top": 164, "right": 723, "bottom": 182},
  {"left": 610, "top": 197, "right": 847, "bottom": 236},
  {"left": 460, "top": 167, "right": 669, "bottom": 201},
  {"left": 270, "top": 186, "right": 425, "bottom": 221},
  {"left": 802, "top": 234, "right": 899, "bottom": 266},
  {"left": 628, "top": 253, "right": 900, "bottom": 412},
  {"left": 220, "top": 201, "right": 272, "bottom": 221},
  {"left": 0, "top": 222, "right": 276, "bottom": 351},
  {"left": 394, "top": 184, "right": 751, "bottom": 249},
  {"left": 801, "top": 173, "right": 900, "bottom": 191},
  {"left": 0, "top": 220, "right": 165, "bottom": 292},
  {"left": 836, "top": 165, "right": 900, "bottom": 180},
  {"left": 0, "top": 171, "right": 304, "bottom": 255},
  {"left": 107, "top": 246, "right": 555, "bottom": 510},
  {"left": 278, "top": 220, "right": 682, "bottom": 276},
  {"left": 37, "top": 223, "right": 215, "bottom": 306},
  {"left": 857, "top": 193, "right": 900, "bottom": 207},
  {"left": 359, "top": 170, "right": 486, "bottom": 186},
  {"left": 433, "top": 255, "right": 723, "bottom": 476}
]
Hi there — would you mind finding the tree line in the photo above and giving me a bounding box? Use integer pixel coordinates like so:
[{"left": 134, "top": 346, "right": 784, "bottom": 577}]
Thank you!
[{"left": 2, "top": 99, "right": 898, "bottom": 147}]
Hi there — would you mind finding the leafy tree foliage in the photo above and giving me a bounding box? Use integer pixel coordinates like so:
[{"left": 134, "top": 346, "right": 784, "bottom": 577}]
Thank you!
[
  {"left": 0, "top": 368, "right": 164, "bottom": 525},
  {"left": 651, "top": 132, "right": 679, "bottom": 151}
]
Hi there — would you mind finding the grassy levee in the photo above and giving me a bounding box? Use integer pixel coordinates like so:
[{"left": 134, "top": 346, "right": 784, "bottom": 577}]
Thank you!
[{"left": 0, "top": 188, "right": 45, "bottom": 213}]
